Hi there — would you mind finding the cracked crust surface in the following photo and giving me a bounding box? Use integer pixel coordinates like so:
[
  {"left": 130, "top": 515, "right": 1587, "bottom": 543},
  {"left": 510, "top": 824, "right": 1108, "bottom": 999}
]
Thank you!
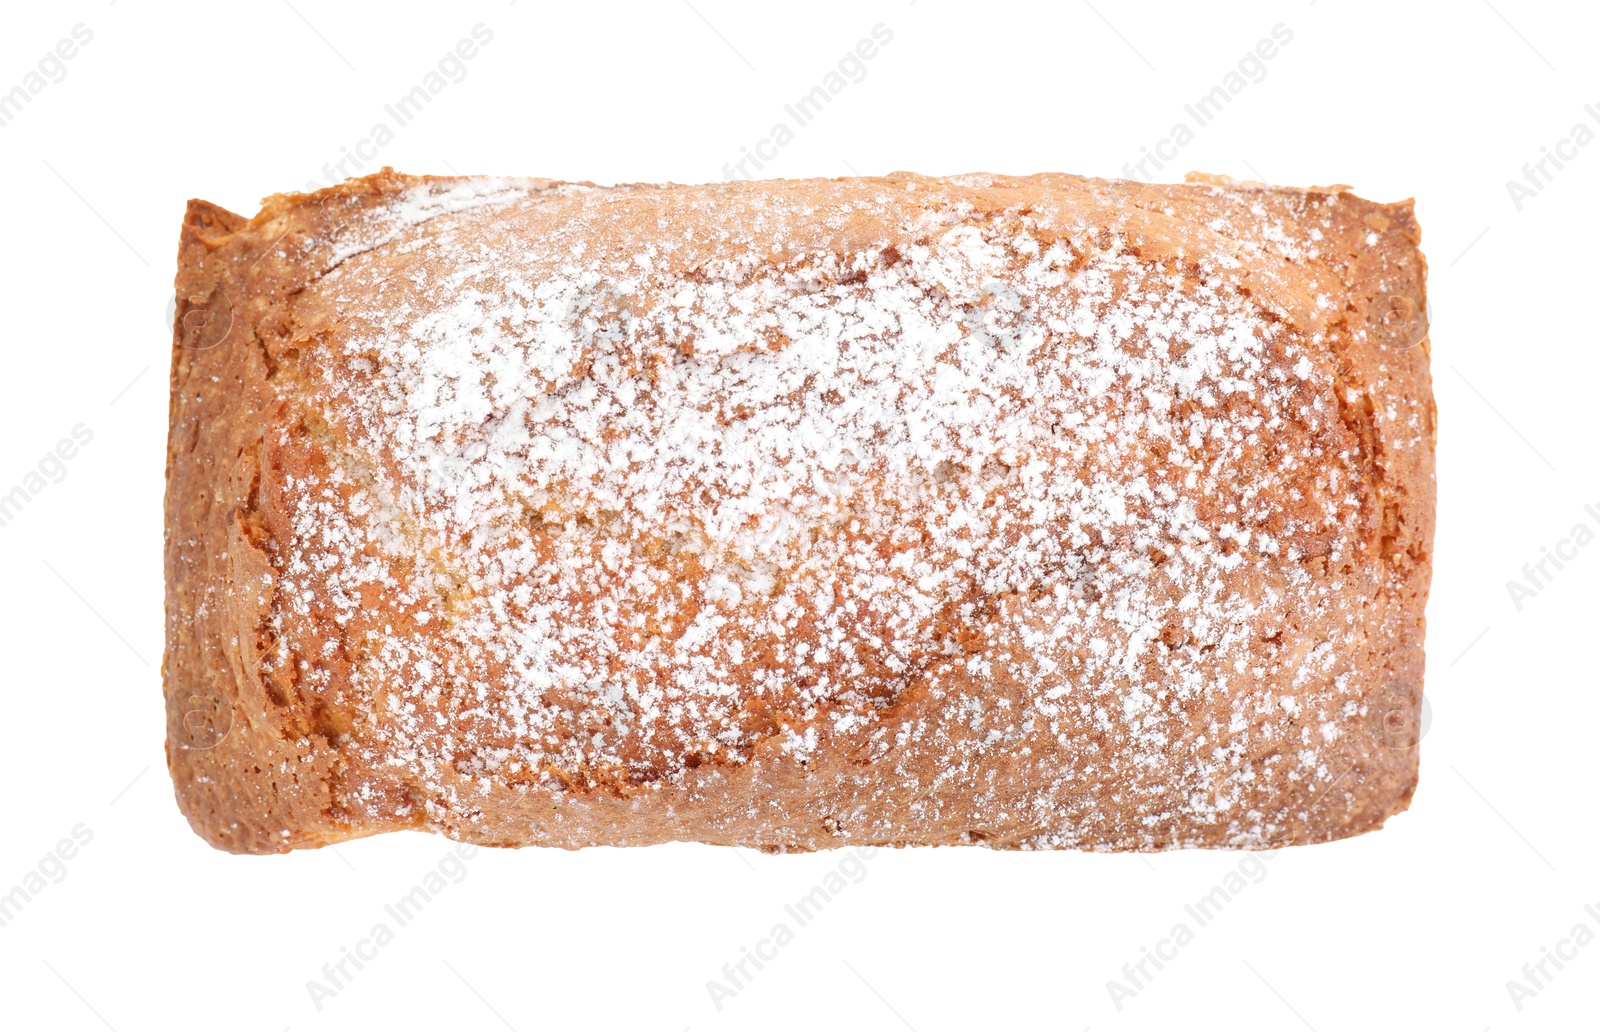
[{"left": 164, "top": 169, "right": 1434, "bottom": 854}]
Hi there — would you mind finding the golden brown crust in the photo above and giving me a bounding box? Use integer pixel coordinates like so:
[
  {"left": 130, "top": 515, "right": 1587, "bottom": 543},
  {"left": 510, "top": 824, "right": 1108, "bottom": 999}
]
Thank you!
[{"left": 164, "top": 168, "right": 1433, "bottom": 854}]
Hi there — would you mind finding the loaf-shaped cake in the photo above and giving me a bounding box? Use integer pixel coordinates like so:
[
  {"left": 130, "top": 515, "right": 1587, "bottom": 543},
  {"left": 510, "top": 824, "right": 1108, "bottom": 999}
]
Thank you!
[{"left": 165, "top": 169, "right": 1434, "bottom": 854}]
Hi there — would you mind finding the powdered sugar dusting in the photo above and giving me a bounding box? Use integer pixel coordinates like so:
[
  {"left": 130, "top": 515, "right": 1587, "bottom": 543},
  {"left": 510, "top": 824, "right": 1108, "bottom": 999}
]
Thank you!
[{"left": 253, "top": 176, "right": 1395, "bottom": 849}]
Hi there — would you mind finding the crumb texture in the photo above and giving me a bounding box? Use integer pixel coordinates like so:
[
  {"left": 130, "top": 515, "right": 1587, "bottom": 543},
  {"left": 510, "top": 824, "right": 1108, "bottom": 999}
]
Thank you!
[{"left": 163, "top": 170, "right": 1434, "bottom": 854}]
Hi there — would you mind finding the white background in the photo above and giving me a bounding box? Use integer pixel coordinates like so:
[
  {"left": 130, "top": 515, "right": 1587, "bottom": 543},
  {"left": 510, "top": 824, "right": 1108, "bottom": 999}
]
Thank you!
[{"left": 0, "top": 1, "right": 1595, "bottom": 1029}]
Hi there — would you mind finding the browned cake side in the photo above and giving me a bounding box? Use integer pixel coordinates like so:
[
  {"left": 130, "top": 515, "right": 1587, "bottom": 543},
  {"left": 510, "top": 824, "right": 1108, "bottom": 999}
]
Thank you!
[{"left": 164, "top": 169, "right": 1434, "bottom": 855}]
